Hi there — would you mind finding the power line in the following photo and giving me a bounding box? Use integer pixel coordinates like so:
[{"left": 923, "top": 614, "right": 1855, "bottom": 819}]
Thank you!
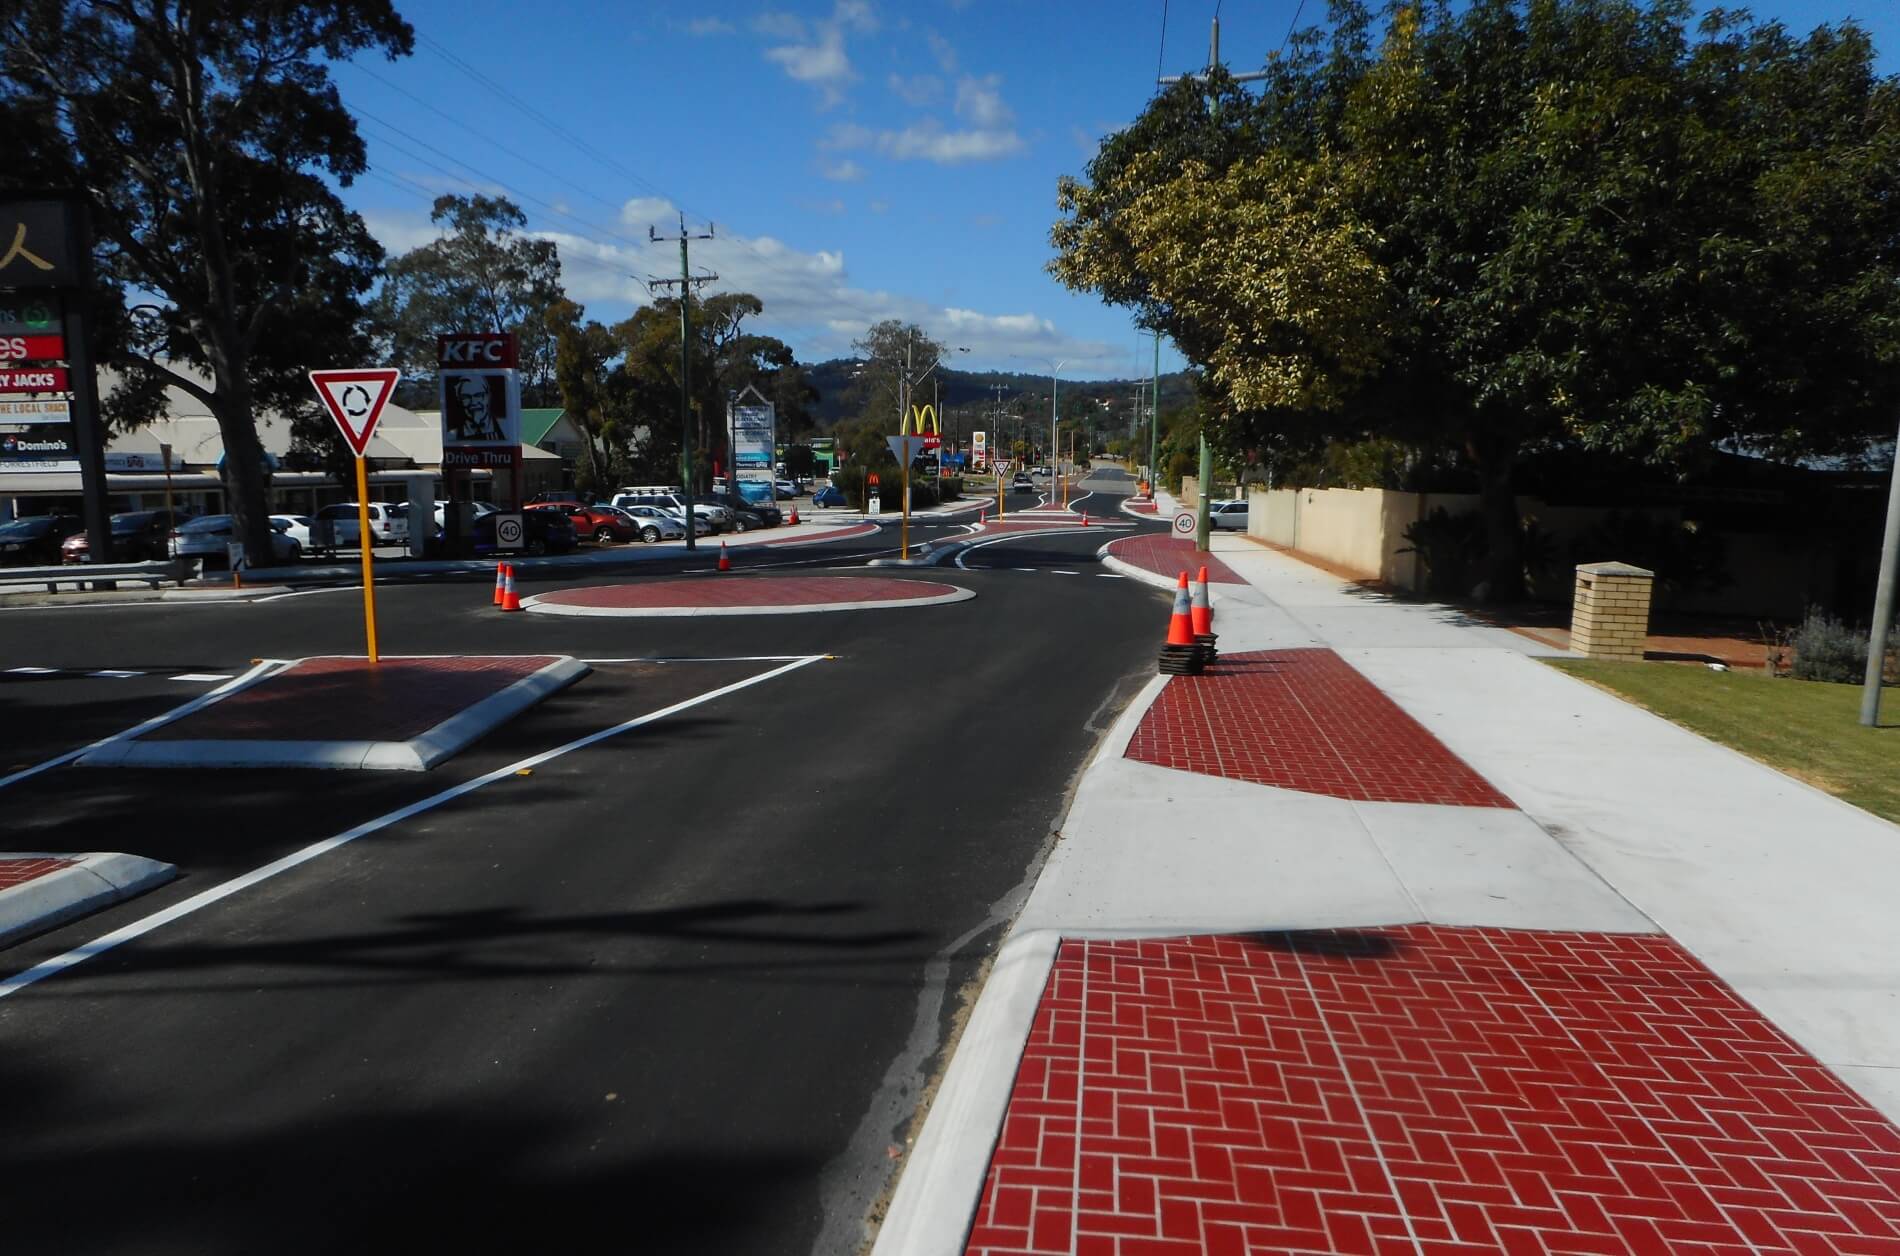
[
  {"left": 1278, "top": 0, "right": 1310, "bottom": 57},
  {"left": 1156, "top": 0, "right": 1170, "bottom": 88}
]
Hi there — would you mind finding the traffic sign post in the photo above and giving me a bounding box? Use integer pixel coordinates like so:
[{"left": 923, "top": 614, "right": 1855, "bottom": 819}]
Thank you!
[
  {"left": 887, "top": 433, "right": 930, "bottom": 560},
  {"left": 1173, "top": 509, "right": 1197, "bottom": 539},
  {"left": 309, "top": 368, "right": 401, "bottom": 664},
  {"left": 493, "top": 513, "right": 524, "bottom": 550}
]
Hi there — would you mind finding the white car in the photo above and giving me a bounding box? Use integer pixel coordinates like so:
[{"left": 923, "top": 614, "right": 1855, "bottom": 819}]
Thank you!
[
  {"left": 270, "top": 514, "right": 313, "bottom": 548},
  {"left": 311, "top": 501, "right": 410, "bottom": 550},
  {"left": 1210, "top": 500, "right": 1250, "bottom": 530},
  {"left": 610, "top": 491, "right": 729, "bottom": 534},
  {"left": 170, "top": 515, "right": 302, "bottom": 565},
  {"left": 419, "top": 499, "right": 498, "bottom": 530},
  {"left": 615, "top": 504, "right": 690, "bottom": 542}
]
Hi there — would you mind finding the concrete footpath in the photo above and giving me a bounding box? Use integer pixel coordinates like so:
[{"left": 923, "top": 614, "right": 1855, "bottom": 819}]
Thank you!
[{"left": 877, "top": 530, "right": 1900, "bottom": 1255}]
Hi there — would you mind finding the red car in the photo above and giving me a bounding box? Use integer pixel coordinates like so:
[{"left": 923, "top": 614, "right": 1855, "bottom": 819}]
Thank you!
[{"left": 527, "top": 501, "right": 636, "bottom": 544}]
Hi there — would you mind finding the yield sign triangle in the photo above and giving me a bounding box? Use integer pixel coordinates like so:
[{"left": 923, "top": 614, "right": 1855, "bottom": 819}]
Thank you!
[{"left": 308, "top": 368, "right": 402, "bottom": 457}]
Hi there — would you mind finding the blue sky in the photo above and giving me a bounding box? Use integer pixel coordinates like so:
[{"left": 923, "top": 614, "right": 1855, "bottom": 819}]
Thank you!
[{"left": 334, "top": 0, "right": 1900, "bottom": 382}]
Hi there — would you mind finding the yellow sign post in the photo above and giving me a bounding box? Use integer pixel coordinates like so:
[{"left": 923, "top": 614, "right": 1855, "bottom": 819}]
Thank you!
[{"left": 309, "top": 368, "right": 401, "bottom": 666}]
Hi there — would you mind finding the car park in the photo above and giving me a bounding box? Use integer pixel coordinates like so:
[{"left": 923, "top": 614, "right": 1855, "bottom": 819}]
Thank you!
[
  {"left": 610, "top": 491, "right": 731, "bottom": 534},
  {"left": 0, "top": 514, "right": 86, "bottom": 566},
  {"left": 472, "top": 507, "right": 575, "bottom": 556},
  {"left": 1209, "top": 499, "right": 1250, "bottom": 530},
  {"left": 61, "top": 509, "right": 191, "bottom": 563},
  {"left": 529, "top": 501, "right": 637, "bottom": 543},
  {"left": 169, "top": 515, "right": 303, "bottom": 566},
  {"left": 706, "top": 492, "right": 780, "bottom": 529},
  {"left": 812, "top": 483, "right": 849, "bottom": 508},
  {"left": 614, "top": 504, "right": 689, "bottom": 542}
]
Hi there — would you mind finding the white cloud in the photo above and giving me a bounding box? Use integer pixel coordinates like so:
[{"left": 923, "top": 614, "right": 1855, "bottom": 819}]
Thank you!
[
  {"left": 888, "top": 71, "right": 943, "bottom": 107},
  {"left": 617, "top": 197, "right": 679, "bottom": 230},
  {"left": 751, "top": 11, "right": 807, "bottom": 39},
  {"left": 924, "top": 29, "right": 958, "bottom": 73},
  {"left": 875, "top": 122, "right": 1024, "bottom": 163},
  {"left": 361, "top": 198, "right": 1121, "bottom": 373},
  {"left": 832, "top": 0, "right": 878, "bottom": 33},
  {"left": 954, "top": 73, "right": 1013, "bottom": 128},
  {"left": 685, "top": 16, "right": 735, "bottom": 35},
  {"left": 820, "top": 158, "right": 865, "bottom": 182},
  {"left": 765, "top": 24, "right": 853, "bottom": 100}
]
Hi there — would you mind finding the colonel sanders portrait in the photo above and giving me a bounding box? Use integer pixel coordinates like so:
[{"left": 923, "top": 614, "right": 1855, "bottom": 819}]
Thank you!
[{"left": 445, "top": 373, "right": 509, "bottom": 442}]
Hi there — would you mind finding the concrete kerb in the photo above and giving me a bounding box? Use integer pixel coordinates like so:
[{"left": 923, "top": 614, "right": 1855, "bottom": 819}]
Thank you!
[
  {"left": 871, "top": 672, "right": 1170, "bottom": 1256},
  {"left": 74, "top": 656, "right": 589, "bottom": 772},
  {"left": 521, "top": 586, "right": 975, "bottom": 618},
  {"left": 0, "top": 852, "right": 178, "bottom": 948}
]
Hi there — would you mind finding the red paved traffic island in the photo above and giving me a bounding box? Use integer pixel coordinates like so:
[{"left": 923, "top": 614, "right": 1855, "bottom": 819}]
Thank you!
[
  {"left": 76, "top": 655, "right": 587, "bottom": 772},
  {"left": 966, "top": 927, "right": 1900, "bottom": 1256},
  {"left": 1101, "top": 533, "right": 1243, "bottom": 585},
  {"left": 524, "top": 575, "right": 974, "bottom": 618}
]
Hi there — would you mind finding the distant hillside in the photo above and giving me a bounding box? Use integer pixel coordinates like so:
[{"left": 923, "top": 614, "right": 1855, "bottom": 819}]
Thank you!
[{"left": 806, "top": 359, "right": 1197, "bottom": 428}]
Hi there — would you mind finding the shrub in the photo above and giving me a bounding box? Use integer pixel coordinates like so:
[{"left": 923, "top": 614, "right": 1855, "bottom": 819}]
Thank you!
[
  {"left": 1575, "top": 512, "right": 1729, "bottom": 597},
  {"left": 1791, "top": 609, "right": 1870, "bottom": 683},
  {"left": 1399, "top": 508, "right": 1488, "bottom": 597}
]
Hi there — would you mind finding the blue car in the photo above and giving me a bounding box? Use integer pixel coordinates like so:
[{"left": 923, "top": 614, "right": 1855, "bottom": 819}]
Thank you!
[{"left": 813, "top": 484, "right": 849, "bottom": 508}]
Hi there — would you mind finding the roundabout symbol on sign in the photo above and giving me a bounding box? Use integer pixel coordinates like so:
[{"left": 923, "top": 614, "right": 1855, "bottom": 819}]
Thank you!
[
  {"left": 1172, "top": 510, "right": 1196, "bottom": 537},
  {"left": 496, "top": 516, "right": 524, "bottom": 548}
]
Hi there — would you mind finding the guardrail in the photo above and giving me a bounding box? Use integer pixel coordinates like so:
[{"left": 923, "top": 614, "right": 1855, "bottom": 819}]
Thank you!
[{"left": 0, "top": 558, "right": 192, "bottom": 593}]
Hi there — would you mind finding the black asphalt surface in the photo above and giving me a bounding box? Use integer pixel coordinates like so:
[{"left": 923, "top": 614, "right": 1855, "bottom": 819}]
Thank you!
[{"left": 0, "top": 475, "right": 1168, "bottom": 1255}]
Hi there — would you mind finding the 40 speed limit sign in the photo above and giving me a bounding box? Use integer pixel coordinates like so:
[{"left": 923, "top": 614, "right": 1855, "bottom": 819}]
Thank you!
[
  {"left": 495, "top": 513, "right": 525, "bottom": 549},
  {"left": 1172, "top": 510, "right": 1197, "bottom": 537}
]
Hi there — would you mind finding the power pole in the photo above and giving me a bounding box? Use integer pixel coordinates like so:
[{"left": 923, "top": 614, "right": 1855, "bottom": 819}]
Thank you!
[
  {"left": 1151, "top": 331, "right": 1161, "bottom": 495},
  {"left": 648, "top": 213, "right": 715, "bottom": 550}
]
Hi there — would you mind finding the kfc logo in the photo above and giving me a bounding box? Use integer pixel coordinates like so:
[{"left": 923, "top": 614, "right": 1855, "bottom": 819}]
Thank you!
[{"left": 437, "top": 333, "right": 517, "bottom": 368}]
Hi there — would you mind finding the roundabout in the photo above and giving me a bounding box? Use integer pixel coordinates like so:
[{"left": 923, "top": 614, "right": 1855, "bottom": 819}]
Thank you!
[{"left": 521, "top": 574, "right": 976, "bottom": 617}]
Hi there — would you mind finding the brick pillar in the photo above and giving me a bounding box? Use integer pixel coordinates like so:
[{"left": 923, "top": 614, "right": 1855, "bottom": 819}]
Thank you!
[{"left": 1570, "top": 562, "right": 1655, "bottom": 662}]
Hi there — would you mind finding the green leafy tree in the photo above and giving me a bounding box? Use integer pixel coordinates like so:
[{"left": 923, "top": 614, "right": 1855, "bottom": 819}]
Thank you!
[
  {"left": 851, "top": 319, "right": 947, "bottom": 429},
  {"left": 371, "top": 193, "right": 565, "bottom": 405},
  {"left": 0, "top": 0, "right": 413, "bottom": 563},
  {"left": 544, "top": 298, "right": 635, "bottom": 498},
  {"left": 1054, "top": 0, "right": 1900, "bottom": 599}
]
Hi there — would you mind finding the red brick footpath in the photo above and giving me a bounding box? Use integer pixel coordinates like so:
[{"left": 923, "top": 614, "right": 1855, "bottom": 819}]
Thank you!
[
  {"left": 950, "top": 646, "right": 1900, "bottom": 1255},
  {"left": 1102, "top": 534, "right": 1243, "bottom": 585}
]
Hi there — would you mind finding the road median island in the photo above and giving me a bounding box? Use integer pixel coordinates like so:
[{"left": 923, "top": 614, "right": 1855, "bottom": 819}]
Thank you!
[
  {"left": 74, "top": 655, "right": 588, "bottom": 772},
  {"left": 0, "top": 852, "right": 176, "bottom": 947},
  {"left": 523, "top": 574, "right": 974, "bottom": 618}
]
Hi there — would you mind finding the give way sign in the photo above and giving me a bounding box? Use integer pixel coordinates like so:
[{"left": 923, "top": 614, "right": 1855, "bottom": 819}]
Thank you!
[{"left": 309, "top": 368, "right": 401, "bottom": 457}]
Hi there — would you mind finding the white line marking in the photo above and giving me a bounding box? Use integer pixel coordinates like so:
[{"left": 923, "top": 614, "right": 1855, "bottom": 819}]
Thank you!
[
  {"left": 0, "top": 655, "right": 827, "bottom": 1001},
  {"left": 1051, "top": 571, "right": 1080, "bottom": 576},
  {"left": 252, "top": 585, "right": 362, "bottom": 602},
  {"left": 7, "top": 667, "right": 57, "bottom": 674},
  {"left": 1096, "top": 574, "right": 1126, "bottom": 579},
  {"left": 89, "top": 670, "right": 144, "bottom": 679},
  {"left": 1015, "top": 567, "right": 1037, "bottom": 572},
  {"left": 0, "top": 660, "right": 285, "bottom": 794},
  {"left": 577, "top": 655, "right": 812, "bottom": 664},
  {"left": 169, "top": 673, "right": 235, "bottom": 683}
]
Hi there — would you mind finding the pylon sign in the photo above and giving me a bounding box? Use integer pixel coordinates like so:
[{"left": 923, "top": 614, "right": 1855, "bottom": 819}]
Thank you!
[{"left": 309, "top": 368, "right": 401, "bottom": 457}]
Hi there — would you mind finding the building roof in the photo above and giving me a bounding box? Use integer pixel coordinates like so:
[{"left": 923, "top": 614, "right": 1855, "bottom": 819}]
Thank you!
[{"left": 519, "top": 408, "right": 567, "bottom": 446}]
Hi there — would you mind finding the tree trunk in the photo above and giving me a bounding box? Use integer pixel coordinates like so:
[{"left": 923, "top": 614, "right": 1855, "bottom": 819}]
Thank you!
[
  {"left": 207, "top": 369, "right": 275, "bottom": 569},
  {"left": 1469, "top": 435, "right": 1525, "bottom": 603}
]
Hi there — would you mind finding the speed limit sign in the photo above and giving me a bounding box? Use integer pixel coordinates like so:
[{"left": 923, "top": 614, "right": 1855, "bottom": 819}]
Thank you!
[
  {"left": 1172, "top": 510, "right": 1196, "bottom": 537},
  {"left": 495, "top": 513, "right": 525, "bottom": 549}
]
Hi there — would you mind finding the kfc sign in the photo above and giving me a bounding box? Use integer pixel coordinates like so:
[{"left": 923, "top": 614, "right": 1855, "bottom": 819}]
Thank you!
[{"left": 437, "top": 333, "right": 517, "bottom": 368}]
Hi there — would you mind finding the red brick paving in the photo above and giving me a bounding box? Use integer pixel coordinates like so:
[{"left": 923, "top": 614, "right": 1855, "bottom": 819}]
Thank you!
[
  {"left": 1125, "top": 649, "right": 1513, "bottom": 807},
  {"left": 1103, "top": 534, "right": 1243, "bottom": 585},
  {"left": 1125, "top": 500, "right": 1159, "bottom": 514},
  {"left": 533, "top": 575, "right": 958, "bottom": 609},
  {"left": 965, "top": 927, "right": 1900, "bottom": 1256},
  {"left": 144, "top": 656, "right": 558, "bottom": 743},
  {"left": 0, "top": 857, "right": 75, "bottom": 892}
]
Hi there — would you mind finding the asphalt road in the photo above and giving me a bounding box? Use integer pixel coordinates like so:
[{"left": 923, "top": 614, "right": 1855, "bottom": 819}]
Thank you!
[{"left": 0, "top": 476, "right": 1169, "bottom": 1255}]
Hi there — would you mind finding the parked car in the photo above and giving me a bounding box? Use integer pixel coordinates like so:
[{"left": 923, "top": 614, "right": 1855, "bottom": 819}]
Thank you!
[
  {"left": 270, "top": 514, "right": 313, "bottom": 549},
  {"left": 610, "top": 491, "right": 731, "bottom": 534},
  {"left": 61, "top": 509, "right": 192, "bottom": 563},
  {"left": 1011, "top": 472, "right": 1036, "bottom": 493},
  {"left": 417, "top": 499, "right": 498, "bottom": 531},
  {"left": 530, "top": 501, "right": 636, "bottom": 544},
  {"left": 614, "top": 504, "right": 689, "bottom": 543},
  {"left": 311, "top": 501, "right": 409, "bottom": 551},
  {"left": 812, "top": 483, "right": 849, "bottom": 508},
  {"left": 706, "top": 492, "right": 779, "bottom": 529},
  {"left": 1210, "top": 499, "right": 1250, "bottom": 530},
  {"left": 775, "top": 479, "right": 798, "bottom": 499},
  {"left": 169, "top": 514, "right": 303, "bottom": 566},
  {"left": 472, "top": 507, "right": 575, "bottom": 556},
  {"left": 0, "top": 513, "right": 86, "bottom": 566}
]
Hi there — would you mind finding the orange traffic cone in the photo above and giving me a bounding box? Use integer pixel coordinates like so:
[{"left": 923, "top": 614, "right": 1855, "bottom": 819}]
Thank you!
[
  {"left": 1081, "top": 511, "right": 1089, "bottom": 527},
  {"left": 788, "top": 507, "right": 800, "bottom": 525},
  {"left": 1159, "top": 572, "right": 1203, "bottom": 674},
  {"left": 1191, "top": 568, "right": 1213, "bottom": 635},
  {"left": 499, "top": 564, "right": 522, "bottom": 612},
  {"left": 492, "top": 562, "right": 507, "bottom": 606},
  {"left": 718, "top": 542, "right": 732, "bottom": 572}
]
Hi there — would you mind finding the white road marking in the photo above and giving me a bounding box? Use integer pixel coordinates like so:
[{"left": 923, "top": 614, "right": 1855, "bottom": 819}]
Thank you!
[
  {"left": 252, "top": 585, "right": 362, "bottom": 602},
  {"left": 0, "top": 654, "right": 827, "bottom": 1001},
  {"left": 170, "top": 673, "right": 235, "bottom": 683},
  {"left": 7, "top": 667, "right": 57, "bottom": 674},
  {"left": 1051, "top": 571, "right": 1080, "bottom": 576},
  {"left": 0, "top": 660, "right": 286, "bottom": 794},
  {"left": 1096, "top": 574, "right": 1126, "bottom": 579},
  {"left": 89, "top": 670, "right": 143, "bottom": 679}
]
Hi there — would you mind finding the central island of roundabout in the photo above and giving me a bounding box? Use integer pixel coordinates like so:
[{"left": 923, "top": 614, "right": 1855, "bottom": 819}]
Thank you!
[{"left": 522, "top": 574, "right": 975, "bottom": 618}]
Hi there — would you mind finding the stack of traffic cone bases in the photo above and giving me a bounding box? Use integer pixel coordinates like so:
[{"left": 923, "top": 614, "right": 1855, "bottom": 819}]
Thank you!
[
  {"left": 1158, "top": 572, "right": 1205, "bottom": 675},
  {"left": 1191, "top": 565, "right": 1218, "bottom": 661},
  {"left": 498, "top": 564, "right": 522, "bottom": 612}
]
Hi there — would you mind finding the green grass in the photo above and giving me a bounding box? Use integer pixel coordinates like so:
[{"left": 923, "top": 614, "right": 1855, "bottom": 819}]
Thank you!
[{"left": 1549, "top": 660, "right": 1900, "bottom": 825}]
